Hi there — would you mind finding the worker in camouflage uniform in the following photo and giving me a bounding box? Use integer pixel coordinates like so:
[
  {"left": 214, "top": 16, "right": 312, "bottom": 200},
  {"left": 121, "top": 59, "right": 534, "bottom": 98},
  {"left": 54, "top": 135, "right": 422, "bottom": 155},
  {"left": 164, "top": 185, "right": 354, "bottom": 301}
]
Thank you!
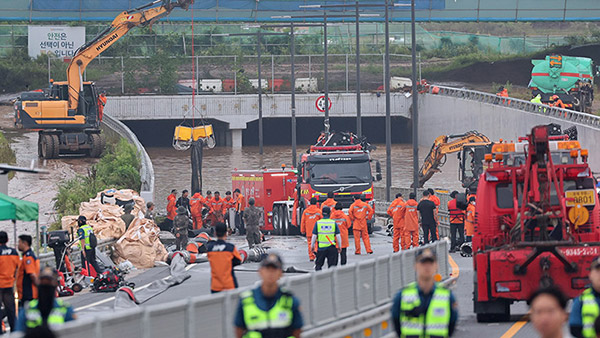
[
  {"left": 173, "top": 206, "right": 190, "bottom": 250},
  {"left": 243, "top": 198, "right": 263, "bottom": 248}
]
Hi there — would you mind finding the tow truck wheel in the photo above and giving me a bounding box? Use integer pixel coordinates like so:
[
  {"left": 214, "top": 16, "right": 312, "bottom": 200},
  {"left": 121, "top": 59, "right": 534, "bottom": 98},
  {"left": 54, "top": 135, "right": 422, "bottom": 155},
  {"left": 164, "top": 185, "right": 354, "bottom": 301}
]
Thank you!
[
  {"left": 272, "top": 206, "right": 281, "bottom": 235},
  {"left": 281, "top": 206, "right": 289, "bottom": 236}
]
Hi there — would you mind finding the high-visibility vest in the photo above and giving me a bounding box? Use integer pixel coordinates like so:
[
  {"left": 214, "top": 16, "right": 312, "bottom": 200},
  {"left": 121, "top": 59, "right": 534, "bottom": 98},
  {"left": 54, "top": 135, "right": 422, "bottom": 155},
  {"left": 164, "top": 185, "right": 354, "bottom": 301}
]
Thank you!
[
  {"left": 25, "top": 299, "right": 69, "bottom": 329},
  {"left": 80, "top": 224, "right": 93, "bottom": 250},
  {"left": 241, "top": 289, "right": 294, "bottom": 338},
  {"left": 447, "top": 200, "right": 464, "bottom": 224},
  {"left": 581, "top": 288, "right": 600, "bottom": 338},
  {"left": 399, "top": 282, "right": 451, "bottom": 338},
  {"left": 315, "top": 218, "right": 337, "bottom": 248}
]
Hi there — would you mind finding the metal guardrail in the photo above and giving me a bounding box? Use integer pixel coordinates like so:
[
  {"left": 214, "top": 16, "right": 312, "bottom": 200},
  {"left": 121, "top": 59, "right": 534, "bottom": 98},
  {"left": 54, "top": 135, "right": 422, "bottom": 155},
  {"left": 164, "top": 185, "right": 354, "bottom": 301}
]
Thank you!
[
  {"left": 102, "top": 113, "right": 155, "bottom": 202},
  {"left": 430, "top": 85, "right": 600, "bottom": 128},
  {"left": 375, "top": 187, "right": 452, "bottom": 238},
  {"left": 38, "top": 238, "right": 117, "bottom": 267},
  {"left": 52, "top": 241, "right": 449, "bottom": 338}
]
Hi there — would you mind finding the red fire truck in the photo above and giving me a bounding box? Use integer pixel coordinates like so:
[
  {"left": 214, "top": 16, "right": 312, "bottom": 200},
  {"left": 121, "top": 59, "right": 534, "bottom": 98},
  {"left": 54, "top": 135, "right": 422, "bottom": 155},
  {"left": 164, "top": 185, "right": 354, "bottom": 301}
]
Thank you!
[
  {"left": 232, "top": 132, "right": 382, "bottom": 235},
  {"left": 473, "top": 125, "right": 600, "bottom": 322}
]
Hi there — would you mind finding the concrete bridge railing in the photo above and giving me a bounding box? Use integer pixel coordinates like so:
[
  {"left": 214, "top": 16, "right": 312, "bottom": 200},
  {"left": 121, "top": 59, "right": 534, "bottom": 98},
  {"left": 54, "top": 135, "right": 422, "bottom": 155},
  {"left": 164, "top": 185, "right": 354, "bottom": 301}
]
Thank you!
[{"left": 102, "top": 113, "right": 155, "bottom": 202}]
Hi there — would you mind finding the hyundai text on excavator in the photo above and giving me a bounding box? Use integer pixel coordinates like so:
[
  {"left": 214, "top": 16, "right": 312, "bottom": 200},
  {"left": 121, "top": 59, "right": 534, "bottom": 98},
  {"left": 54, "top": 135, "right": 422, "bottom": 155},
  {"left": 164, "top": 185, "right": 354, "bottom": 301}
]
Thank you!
[
  {"left": 416, "top": 131, "right": 491, "bottom": 188},
  {"left": 14, "top": 0, "right": 193, "bottom": 159},
  {"left": 472, "top": 125, "right": 600, "bottom": 322}
]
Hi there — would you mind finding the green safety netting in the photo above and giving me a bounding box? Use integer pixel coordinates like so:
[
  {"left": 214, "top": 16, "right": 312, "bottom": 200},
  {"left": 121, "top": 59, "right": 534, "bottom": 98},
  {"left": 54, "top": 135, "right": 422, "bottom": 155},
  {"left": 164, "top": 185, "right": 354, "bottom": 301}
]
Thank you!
[{"left": 0, "top": 193, "right": 39, "bottom": 222}]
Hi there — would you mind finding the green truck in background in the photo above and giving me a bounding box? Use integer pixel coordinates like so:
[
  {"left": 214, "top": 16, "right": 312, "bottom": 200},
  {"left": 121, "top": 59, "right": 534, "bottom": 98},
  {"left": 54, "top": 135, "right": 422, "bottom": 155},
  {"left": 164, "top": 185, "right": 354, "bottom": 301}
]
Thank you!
[{"left": 529, "top": 55, "right": 598, "bottom": 113}]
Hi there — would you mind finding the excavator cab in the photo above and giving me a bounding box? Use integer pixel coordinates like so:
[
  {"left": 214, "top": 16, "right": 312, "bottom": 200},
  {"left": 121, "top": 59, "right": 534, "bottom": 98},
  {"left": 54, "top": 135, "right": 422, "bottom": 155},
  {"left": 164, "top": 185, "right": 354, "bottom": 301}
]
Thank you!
[{"left": 459, "top": 144, "right": 492, "bottom": 194}]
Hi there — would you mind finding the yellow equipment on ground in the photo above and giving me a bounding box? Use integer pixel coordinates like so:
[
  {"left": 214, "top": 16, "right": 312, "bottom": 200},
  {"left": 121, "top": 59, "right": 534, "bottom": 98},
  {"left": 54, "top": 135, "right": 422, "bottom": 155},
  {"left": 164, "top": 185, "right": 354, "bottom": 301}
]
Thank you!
[{"left": 14, "top": 0, "right": 193, "bottom": 159}]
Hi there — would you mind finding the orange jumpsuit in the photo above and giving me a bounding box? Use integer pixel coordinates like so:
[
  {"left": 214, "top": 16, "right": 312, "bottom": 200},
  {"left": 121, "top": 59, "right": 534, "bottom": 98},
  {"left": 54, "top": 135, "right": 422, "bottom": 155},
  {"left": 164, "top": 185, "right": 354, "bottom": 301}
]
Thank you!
[
  {"left": 223, "top": 196, "right": 236, "bottom": 214},
  {"left": 97, "top": 94, "right": 106, "bottom": 122},
  {"left": 402, "top": 199, "right": 419, "bottom": 249},
  {"left": 209, "top": 197, "right": 225, "bottom": 225},
  {"left": 189, "top": 193, "right": 205, "bottom": 229},
  {"left": 348, "top": 199, "right": 374, "bottom": 254},
  {"left": 321, "top": 198, "right": 337, "bottom": 211},
  {"left": 465, "top": 203, "right": 476, "bottom": 238},
  {"left": 391, "top": 199, "right": 406, "bottom": 252},
  {"left": 330, "top": 209, "right": 351, "bottom": 249},
  {"left": 300, "top": 205, "right": 322, "bottom": 260},
  {"left": 387, "top": 197, "right": 404, "bottom": 218},
  {"left": 235, "top": 193, "right": 246, "bottom": 213},
  {"left": 167, "top": 193, "right": 177, "bottom": 221}
]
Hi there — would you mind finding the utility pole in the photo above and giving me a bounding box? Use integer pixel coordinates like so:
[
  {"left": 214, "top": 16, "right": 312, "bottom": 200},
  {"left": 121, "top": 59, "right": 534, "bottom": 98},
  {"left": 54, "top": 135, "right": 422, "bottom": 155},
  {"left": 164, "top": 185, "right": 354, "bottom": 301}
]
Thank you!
[
  {"left": 411, "top": 0, "right": 419, "bottom": 194},
  {"left": 384, "top": 0, "right": 392, "bottom": 201}
]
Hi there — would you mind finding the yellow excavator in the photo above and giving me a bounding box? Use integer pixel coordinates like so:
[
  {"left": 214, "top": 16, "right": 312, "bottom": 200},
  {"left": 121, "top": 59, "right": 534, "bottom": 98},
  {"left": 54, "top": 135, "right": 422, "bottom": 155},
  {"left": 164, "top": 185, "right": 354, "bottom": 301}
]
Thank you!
[
  {"left": 416, "top": 131, "right": 491, "bottom": 187},
  {"left": 14, "top": 0, "right": 193, "bottom": 159}
]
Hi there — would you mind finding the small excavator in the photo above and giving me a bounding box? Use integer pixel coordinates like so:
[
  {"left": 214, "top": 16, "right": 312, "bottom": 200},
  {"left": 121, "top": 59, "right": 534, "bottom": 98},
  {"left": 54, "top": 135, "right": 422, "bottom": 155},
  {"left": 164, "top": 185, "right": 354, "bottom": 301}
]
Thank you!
[
  {"left": 416, "top": 131, "right": 491, "bottom": 188},
  {"left": 14, "top": 0, "right": 193, "bottom": 159}
]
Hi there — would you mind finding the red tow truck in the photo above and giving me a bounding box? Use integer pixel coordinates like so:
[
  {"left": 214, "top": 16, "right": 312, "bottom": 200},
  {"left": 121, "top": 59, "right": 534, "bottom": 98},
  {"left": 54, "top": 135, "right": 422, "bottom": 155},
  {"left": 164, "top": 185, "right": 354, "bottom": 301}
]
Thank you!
[
  {"left": 473, "top": 125, "right": 600, "bottom": 321},
  {"left": 232, "top": 132, "right": 382, "bottom": 235}
]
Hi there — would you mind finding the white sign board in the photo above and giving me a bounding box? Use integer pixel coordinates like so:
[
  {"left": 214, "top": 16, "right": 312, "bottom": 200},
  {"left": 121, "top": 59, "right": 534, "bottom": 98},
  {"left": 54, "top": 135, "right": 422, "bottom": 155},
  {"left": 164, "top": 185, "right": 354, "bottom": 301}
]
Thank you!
[{"left": 28, "top": 26, "right": 85, "bottom": 58}]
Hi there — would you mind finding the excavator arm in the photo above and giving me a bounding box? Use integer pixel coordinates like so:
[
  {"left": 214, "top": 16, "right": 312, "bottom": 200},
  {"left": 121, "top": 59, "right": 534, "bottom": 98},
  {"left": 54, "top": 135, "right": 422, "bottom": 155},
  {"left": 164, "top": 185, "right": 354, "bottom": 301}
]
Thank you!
[
  {"left": 416, "top": 131, "right": 490, "bottom": 187},
  {"left": 66, "top": 0, "right": 193, "bottom": 112}
]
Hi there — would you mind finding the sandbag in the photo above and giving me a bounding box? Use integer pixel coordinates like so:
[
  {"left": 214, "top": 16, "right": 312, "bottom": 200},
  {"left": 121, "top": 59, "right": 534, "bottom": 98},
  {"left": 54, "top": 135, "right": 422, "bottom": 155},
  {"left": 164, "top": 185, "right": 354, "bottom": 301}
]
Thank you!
[
  {"left": 114, "top": 217, "right": 168, "bottom": 269},
  {"left": 96, "top": 189, "right": 146, "bottom": 217}
]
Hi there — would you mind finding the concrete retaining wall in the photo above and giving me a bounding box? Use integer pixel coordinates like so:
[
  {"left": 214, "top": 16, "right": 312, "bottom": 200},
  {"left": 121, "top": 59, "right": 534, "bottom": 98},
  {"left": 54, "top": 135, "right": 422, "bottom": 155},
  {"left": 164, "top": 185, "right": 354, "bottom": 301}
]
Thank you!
[{"left": 419, "top": 92, "right": 600, "bottom": 171}]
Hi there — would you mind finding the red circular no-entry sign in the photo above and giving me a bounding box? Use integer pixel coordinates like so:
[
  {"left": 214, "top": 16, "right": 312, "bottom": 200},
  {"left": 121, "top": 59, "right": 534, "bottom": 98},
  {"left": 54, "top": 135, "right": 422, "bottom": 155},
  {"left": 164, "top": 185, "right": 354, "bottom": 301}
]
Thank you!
[{"left": 316, "top": 95, "right": 333, "bottom": 113}]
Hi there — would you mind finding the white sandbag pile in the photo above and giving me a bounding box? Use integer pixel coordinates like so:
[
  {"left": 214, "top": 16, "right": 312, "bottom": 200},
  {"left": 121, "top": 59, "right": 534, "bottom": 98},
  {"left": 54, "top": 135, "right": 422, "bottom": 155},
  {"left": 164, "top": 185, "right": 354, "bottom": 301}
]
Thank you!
[
  {"left": 60, "top": 188, "right": 168, "bottom": 268},
  {"left": 114, "top": 217, "right": 168, "bottom": 268}
]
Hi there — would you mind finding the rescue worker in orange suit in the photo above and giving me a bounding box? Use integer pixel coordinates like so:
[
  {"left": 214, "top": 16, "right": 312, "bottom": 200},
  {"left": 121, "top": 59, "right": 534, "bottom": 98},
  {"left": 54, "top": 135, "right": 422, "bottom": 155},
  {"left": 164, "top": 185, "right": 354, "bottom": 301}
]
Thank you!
[
  {"left": 0, "top": 231, "right": 20, "bottom": 332},
  {"left": 391, "top": 196, "right": 407, "bottom": 253},
  {"left": 234, "top": 189, "right": 246, "bottom": 235},
  {"left": 166, "top": 189, "right": 178, "bottom": 228},
  {"left": 208, "top": 191, "right": 225, "bottom": 226},
  {"left": 97, "top": 91, "right": 106, "bottom": 122},
  {"left": 465, "top": 196, "right": 476, "bottom": 242},
  {"left": 402, "top": 193, "right": 420, "bottom": 250},
  {"left": 349, "top": 194, "right": 374, "bottom": 255},
  {"left": 447, "top": 191, "right": 465, "bottom": 253},
  {"left": 206, "top": 223, "right": 242, "bottom": 293},
  {"left": 550, "top": 95, "right": 566, "bottom": 109},
  {"left": 223, "top": 191, "right": 236, "bottom": 231},
  {"left": 300, "top": 198, "right": 322, "bottom": 261},
  {"left": 387, "top": 193, "right": 404, "bottom": 218},
  {"left": 321, "top": 192, "right": 336, "bottom": 211},
  {"left": 330, "top": 203, "right": 351, "bottom": 265},
  {"left": 189, "top": 190, "right": 205, "bottom": 230}
]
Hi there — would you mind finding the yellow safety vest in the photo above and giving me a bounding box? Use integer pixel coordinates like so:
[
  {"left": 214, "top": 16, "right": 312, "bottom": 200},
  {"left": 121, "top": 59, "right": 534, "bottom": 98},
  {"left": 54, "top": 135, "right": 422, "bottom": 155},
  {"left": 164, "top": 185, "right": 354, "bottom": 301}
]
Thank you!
[
  {"left": 315, "top": 218, "right": 337, "bottom": 248},
  {"left": 25, "top": 299, "right": 69, "bottom": 329},
  {"left": 399, "top": 282, "right": 451, "bottom": 338},
  {"left": 581, "top": 288, "right": 600, "bottom": 338},
  {"left": 241, "top": 289, "right": 294, "bottom": 338},
  {"left": 80, "top": 224, "right": 93, "bottom": 250}
]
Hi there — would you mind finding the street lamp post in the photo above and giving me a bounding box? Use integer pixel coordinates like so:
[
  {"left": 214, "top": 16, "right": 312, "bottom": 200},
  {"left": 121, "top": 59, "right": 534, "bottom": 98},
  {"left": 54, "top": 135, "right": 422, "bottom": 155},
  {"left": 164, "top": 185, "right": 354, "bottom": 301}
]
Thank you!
[
  {"left": 384, "top": 0, "right": 392, "bottom": 202},
  {"left": 410, "top": 0, "right": 419, "bottom": 195}
]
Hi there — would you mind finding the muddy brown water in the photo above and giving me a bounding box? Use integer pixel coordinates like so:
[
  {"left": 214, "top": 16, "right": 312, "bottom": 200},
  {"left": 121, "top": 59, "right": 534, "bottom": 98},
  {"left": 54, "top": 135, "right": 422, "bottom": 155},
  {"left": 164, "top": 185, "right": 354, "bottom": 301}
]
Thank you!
[{"left": 0, "top": 105, "right": 461, "bottom": 241}]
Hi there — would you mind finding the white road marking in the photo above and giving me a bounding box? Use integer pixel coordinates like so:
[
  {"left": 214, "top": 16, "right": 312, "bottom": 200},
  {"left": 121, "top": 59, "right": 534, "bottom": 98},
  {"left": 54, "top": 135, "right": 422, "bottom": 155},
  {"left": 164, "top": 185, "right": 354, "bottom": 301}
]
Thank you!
[{"left": 75, "top": 263, "right": 197, "bottom": 311}]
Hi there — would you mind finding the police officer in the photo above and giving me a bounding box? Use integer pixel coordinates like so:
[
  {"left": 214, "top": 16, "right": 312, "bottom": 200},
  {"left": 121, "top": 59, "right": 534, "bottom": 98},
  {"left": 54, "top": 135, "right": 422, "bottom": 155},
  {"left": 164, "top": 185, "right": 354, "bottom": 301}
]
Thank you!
[
  {"left": 570, "top": 256, "right": 600, "bottom": 337},
  {"left": 234, "top": 253, "right": 303, "bottom": 338},
  {"left": 310, "top": 206, "right": 341, "bottom": 270},
  {"left": 16, "top": 267, "right": 75, "bottom": 333},
  {"left": 77, "top": 216, "right": 102, "bottom": 275},
  {"left": 391, "top": 248, "right": 458, "bottom": 337},
  {"left": 243, "top": 197, "right": 263, "bottom": 248}
]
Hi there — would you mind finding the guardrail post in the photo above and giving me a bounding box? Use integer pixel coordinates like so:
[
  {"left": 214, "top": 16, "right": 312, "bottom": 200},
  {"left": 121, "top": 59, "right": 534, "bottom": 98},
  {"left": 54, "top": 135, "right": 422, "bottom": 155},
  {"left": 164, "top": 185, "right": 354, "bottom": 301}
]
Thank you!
[
  {"left": 142, "top": 309, "right": 151, "bottom": 338},
  {"left": 186, "top": 298, "right": 195, "bottom": 338}
]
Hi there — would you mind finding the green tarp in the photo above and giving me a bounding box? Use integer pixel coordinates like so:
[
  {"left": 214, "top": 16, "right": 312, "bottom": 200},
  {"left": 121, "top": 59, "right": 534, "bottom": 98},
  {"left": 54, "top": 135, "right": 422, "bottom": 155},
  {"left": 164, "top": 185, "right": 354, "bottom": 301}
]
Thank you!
[
  {"left": 0, "top": 198, "right": 16, "bottom": 220},
  {"left": 0, "top": 193, "right": 38, "bottom": 221}
]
